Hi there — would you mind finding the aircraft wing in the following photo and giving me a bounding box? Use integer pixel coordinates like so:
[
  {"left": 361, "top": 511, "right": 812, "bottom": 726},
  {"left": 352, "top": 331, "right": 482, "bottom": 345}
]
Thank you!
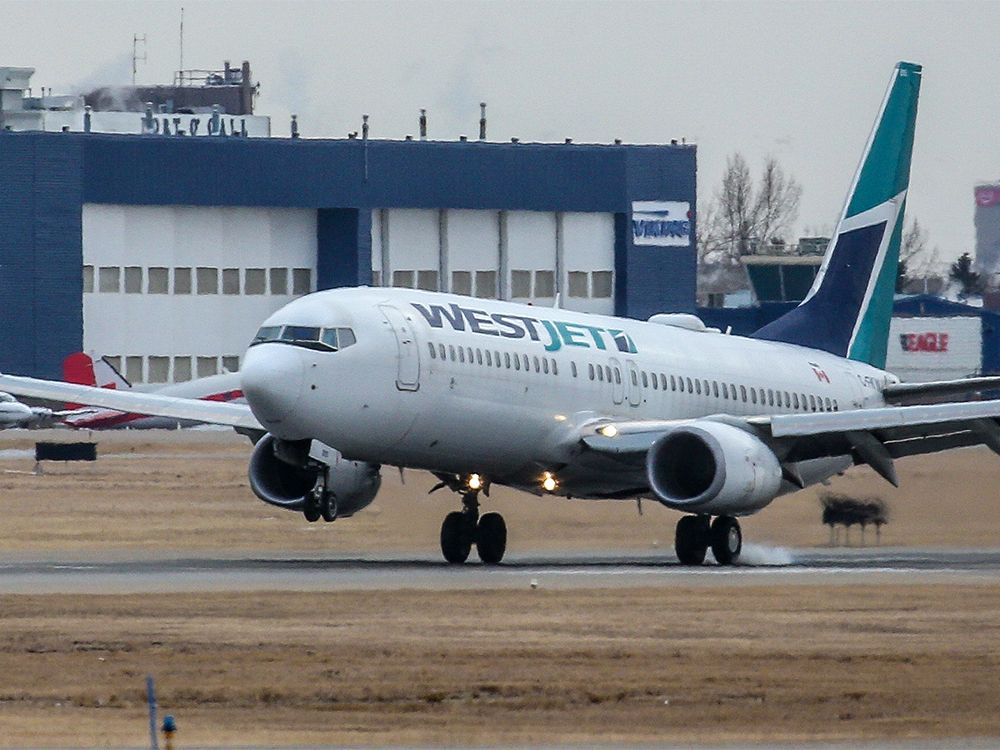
[
  {"left": 882, "top": 375, "right": 1000, "bottom": 403},
  {"left": 0, "top": 374, "right": 262, "bottom": 431},
  {"left": 580, "top": 399, "right": 1000, "bottom": 488}
]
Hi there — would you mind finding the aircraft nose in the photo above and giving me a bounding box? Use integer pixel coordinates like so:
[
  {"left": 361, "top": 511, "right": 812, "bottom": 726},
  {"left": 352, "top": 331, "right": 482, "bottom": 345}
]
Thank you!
[{"left": 241, "top": 345, "right": 305, "bottom": 431}]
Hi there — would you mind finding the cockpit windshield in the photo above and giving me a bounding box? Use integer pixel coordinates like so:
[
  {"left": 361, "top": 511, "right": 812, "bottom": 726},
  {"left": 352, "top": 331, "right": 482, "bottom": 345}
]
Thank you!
[{"left": 250, "top": 325, "right": 357, "bottom": 352}]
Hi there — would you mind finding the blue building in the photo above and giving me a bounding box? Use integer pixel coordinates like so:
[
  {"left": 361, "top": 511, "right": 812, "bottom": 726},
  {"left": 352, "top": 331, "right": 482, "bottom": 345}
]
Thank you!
[{"left": 0, "top": 131, "right": 696, "bottom": 381}]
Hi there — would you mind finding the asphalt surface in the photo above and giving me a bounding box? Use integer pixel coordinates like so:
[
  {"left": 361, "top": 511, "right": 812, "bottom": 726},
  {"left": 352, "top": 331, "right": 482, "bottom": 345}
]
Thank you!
[{"left": 1, "top": 546, "right": 999, "bottom": 594}]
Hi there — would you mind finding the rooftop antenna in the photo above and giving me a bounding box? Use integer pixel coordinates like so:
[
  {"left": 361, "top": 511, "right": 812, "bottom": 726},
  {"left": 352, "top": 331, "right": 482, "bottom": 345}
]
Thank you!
[
  {"left": 179, "top": 7, "right": 185, "bottom": 73},
  {"left": 132, "top": 33, "right": 147, "bottom": 85}
]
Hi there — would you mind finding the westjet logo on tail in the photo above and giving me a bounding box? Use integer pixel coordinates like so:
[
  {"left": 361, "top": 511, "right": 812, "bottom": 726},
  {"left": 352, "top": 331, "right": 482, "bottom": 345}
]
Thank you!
[{"left": 411, "top": 303, "right": 638, "bottom": 354}]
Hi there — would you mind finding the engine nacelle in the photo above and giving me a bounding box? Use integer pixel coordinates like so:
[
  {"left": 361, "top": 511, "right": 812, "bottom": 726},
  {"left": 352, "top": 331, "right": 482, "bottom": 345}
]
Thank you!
[
  {"left": 645, "top": 421, "right": 782, "bottom": 515},
  {"left": 248, "top": 434, "right": 381, "bottom": 518}
]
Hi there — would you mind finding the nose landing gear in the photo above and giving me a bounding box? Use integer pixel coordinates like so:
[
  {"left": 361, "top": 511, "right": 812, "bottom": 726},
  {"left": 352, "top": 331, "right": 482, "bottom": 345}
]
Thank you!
[
  {"left": 439, "top": 489, "right": 507, "bottom": 565},
  {"left": 674, "top": 514, "right": 742, "bottom": 566}
]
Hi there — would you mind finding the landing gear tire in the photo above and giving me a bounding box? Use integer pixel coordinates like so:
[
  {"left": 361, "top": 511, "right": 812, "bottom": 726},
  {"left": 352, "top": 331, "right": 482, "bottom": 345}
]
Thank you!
[
  {"left": 303, "top": 506, "right": 321, "bottom": 523},
  {"left": 441, "top": 511, "right": 474, "bottom": 564},
  {"left": 710, "top": 516, "right": 742, "bottom": 565},
  {"left": 319, "top": 493, "right": 337, "bottom": 523},
  {"left": 675, "top": 515, "right": 709, "bottom": 566},
  {"left": 476, "top": 512, "right": 507, "bottom": 565}
]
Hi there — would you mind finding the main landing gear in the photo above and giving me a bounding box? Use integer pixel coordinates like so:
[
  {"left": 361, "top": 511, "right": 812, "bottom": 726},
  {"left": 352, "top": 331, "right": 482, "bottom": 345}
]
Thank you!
[
  {"left": 674, "top": 514, "right": 742, "bottom": 566},
  {"left": 440, "top": 490, "right": 507, "bottom": 565}
]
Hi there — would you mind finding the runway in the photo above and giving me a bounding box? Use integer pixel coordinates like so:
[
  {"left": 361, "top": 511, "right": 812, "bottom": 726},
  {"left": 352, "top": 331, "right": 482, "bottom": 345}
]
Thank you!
[{"left": 1, "top": 546, "right": 999, "bottom": 593}]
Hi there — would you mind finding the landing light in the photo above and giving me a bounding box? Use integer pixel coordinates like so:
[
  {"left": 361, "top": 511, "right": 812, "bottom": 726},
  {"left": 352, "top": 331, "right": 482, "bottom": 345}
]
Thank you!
[
  {"left": 541, "top": 472, "right": 558, "bottom": 492},
  {"left": 467, "top": 473, "right": 483, "bottom": 491},
  {"left": 599, "top": 424, "right": 619, "bottom": 438}
]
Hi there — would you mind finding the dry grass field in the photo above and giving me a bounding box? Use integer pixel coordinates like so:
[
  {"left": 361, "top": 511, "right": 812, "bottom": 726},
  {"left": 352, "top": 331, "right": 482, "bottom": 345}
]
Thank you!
[
  {"left": 2, "top": 585, "right": 1000, "bottom": 747},
  {"left": 1, "top": 429, "right": 999, "bottom": 747},
  {"left": 1, "top": 428, "right": 998, "bottom": 556}
]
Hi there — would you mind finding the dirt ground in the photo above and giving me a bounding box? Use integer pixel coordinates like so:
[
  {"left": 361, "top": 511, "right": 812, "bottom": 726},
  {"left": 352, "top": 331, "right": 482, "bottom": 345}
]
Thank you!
[
  {"left": 2, "top": 585, "right": 1000, "bottom": 747},
  {"left": 1, "top": 428, "right": 999, "bottom": 555},
  {"left": 2, "top": 429, "right": 1000, "bottom": 747}
]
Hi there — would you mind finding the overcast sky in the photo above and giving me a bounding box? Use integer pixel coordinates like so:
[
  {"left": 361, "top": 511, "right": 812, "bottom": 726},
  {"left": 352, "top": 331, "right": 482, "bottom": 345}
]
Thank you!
[{"left": 5, "top": 0, "right": 999, "bottom": 266}]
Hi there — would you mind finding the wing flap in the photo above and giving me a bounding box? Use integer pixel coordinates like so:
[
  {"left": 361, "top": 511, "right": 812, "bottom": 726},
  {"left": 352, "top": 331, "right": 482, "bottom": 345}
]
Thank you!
[{"left": 0, "top": 374, "right": 261, "bottom": 430}]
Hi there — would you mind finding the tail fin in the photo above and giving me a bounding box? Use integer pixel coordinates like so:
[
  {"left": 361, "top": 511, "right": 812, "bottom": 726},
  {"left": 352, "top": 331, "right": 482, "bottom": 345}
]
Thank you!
[
  {"left": 753, "top": 62, "right": 921, "bottom": 368},
  {"left": 62, "top": 353, "right": 132, "bottom": 408}
]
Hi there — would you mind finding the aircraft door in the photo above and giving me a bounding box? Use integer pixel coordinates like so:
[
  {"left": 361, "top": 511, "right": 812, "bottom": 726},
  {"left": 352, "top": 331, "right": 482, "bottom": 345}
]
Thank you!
[
  {"left": 625, "top": 360, "right": 642, "bottom": 407},
  {"left": 379, "top": 304, "right": 420, "bottom": 391}
]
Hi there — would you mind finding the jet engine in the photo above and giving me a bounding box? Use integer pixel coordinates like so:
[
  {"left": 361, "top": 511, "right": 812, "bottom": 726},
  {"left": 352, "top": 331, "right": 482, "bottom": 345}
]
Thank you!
[
  {"left": 645, "top": 421, "right": 782, "bottom": 515},
  {"left": 248, "top": 434, "right": 381, "bottom": 519}
]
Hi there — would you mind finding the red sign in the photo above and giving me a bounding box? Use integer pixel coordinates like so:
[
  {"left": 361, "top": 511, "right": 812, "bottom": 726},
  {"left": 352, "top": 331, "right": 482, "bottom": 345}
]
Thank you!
[
  {"left": 899, "top": 332, "right": 949, "bottom": 352},
  {"left": 976, "top": 187, "right": 1000, "bottom": 207}
]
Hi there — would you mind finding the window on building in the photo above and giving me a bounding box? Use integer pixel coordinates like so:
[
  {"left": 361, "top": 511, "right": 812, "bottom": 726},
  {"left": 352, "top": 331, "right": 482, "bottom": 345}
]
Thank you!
[
  {"left": 244, "top": 268, "right": 265, "bottom": 295},
  {"left": 104, "top": 356, "right": 122, "bottom": 376},
  {"left": 371, "top": 270, "right": 382, "bottom": 287},
  {"left": 147, "top": 356, "right": 169, "bottom": 384},
  {"left": 196, "top": 356, "right": 218, "bottom": 378},
  {"left": 451, "top": 271, "right": 472, "bottom": 296},
  {"left": 98, "top": 266, "right": 120, "bottom": 293},
  {"left": 147, "top": 267, "right": 168, "bottom": 294},
  {"left": 592, "top": 271, "right": 613, "bottom": 298},
  {"left": 417, "top": 270, "right": 438, "bottom": 291},
  {"left": 173, "top": 356, "right": 192, "bottom": 382},
  {"left": 83, "top": 265, "right": 94, "bottom": 293},
  {"left": 223, "top": 268, "right": 241, "bottom": 295},
  {"left": 568, "top": 271, "right": 589, "bottom": 298},
  {"left": 475, "top": 271, "right": 497, "bottom": 298},
  {"left": 293, "top": 268, "right": 312, "bottom": 295},
  {"left": 124, "top": 267, "right": 142, "bottom": 294},
  {"left": 269, "top": 267, "right": 289, "bottom": 295},
  {"left": 511, "top": 270, "right": 531, "bottom": 298},
  {"left": 173, "top": 267, "right": 192, "bottom": 294},
  {"left": 222, "top": 356, "right": 240, "bottom": 373},
  {"left": 197, "top": 267, "right": 218, "bottom": 295},
  {"left": 125, "top": 356, "right": 143, "bottom": 384},
  {"left": 534, "top": 270, "right": 555, "bottom": 297}
]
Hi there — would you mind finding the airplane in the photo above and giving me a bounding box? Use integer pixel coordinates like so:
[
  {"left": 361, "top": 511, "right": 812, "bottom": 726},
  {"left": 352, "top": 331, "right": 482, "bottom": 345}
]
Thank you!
[
  {"left": 0, "top": 392, "right": 60, "bottom": 429},
  {"left": 5, "top": 61, "right": 998, "bottom": 566},
  {"left": 59, "top": 352, "right": 244, "bottom": 430}
]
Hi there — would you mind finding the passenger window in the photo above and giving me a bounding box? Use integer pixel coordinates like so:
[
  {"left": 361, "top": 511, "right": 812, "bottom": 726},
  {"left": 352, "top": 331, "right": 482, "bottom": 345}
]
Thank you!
[
  {"left": 524, "top": 355, "right": 531, "bottom": 372},
  {"left": 768, "top": 389, "right": 774, "bottom": 406},
  {"left": 449, "top": 345, "right": 456, "bottom": 361},
  {"left": 428, "top": 343, "right": 436, "bottom": 359},
  {"left": 589, "top": 363, "right": 595, "bottom": 380},
  {"left": 670, "top": 375, "right": 676, "bottom": 391},
  {"left": 597, "top": 366, "right": 604, "bottom": 382},
  {"left": 439, "top": 344, "right": 446, "bottom": 360},
  {"left": 552, "top": 360, "right": 558, "bottom": 376},
  {"left": 825, "top": 398, "right": 832, "bottom": 410},
  {"left": 660, "top": 374, "right": 668, "bottom": 391},
  {"left": 704, "top": 380, "right": 710, "bottom": 395},
  {"left": 505, "top": 352, "right": 511, "bottom": 368},
  {"left": 495, "top": 350, "right": 501, "bottom": 367},
  {"left": 785, "top": 391, "right": 792, "bottom": 407},
  {"left": 641, "top": 371, "right": 648, "bottom": 388},
  {"left": 485, "top": 350, "right": 492, "bottom": 366},
  {"left": 631, "top": 370, "right": 638, "bottom": 386},
  {"left": 776, "top": 391, "right": 783, "bottom": 407},
  {"left": 652, "top": 373, "right": 658, "bottom": 390},
  {"left": 614, "top": 368, "right": 621, "bottom": 385},
  {"left": 534, "top": 356, "right": 540, "bottom": 373},
  {"left": 605, "top": 366, "right": 612, "bottom": 382},
  {"left": 809, "top": 395, "right": 817, "bottom": 411},
  {"left": 514, "top": 354, "right": 520, "bottom": 371},
  {"left": 833, "top": 399, "right": 839, "bottom": 411},
  {"left": 686, "top": 377, "right": 693, "bottom": 392},
  {"left": 751, "top": 388, "right": 757, "bottom": 404},
  {"left": 459, "top": 348, "right": 465, "bottom": 363},
  {"left": 793, "top": 393, "right": 800, "bottom": 409},
  {"left": 467, "top": 347, "right": 474, "bottom": 363},
  {"left": 476, "top": 349, "right": 483, "bottom": 365},
  {"left": 695, "top": 380, "right": 702, "bottom": 395},
  {"left": 571, "top": 362, "right": 578, "bottom": 378},
  {"left": 542, "top": 358, "right": 549, "bottom": 374},
  {"left": 740, "top": 385, "right": 747, "bottom": 402},
  {"left": 712, "top": 381, "right": 719, "bottom": 398}
]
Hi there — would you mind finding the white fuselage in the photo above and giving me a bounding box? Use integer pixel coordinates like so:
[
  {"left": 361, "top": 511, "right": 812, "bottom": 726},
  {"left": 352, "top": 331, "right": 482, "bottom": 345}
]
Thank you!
[{"left": 240, "top": 287, "right": 896, "bottom": 498}]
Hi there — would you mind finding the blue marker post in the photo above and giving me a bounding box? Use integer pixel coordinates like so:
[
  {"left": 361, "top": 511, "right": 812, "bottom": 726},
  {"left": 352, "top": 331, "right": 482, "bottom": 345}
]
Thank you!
[
  {"left": 161, "top": 715, "right": 177, "bottom": 750},
  {"left": 146, "top": 675, "right": 159, "bottom": 750}
]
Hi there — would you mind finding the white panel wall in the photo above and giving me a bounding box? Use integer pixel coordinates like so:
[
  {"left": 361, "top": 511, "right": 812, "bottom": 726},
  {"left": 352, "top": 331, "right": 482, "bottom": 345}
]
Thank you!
[
  {"left": 446, "top": 210, "right": 500, "bottom": 297},
  {"left": 385, "top": 209, "right": 439, "bottom": 288},
  {"left": 507, "top": 211, "right": 557, "bottom": 303},
  {"left": 562, "top": 212, "right": 615, "bottom": 315},
  {"left": 82, "top": 204, "right": 317, "bottom": 383},
  {"left": 886, "top": 316, "right": 982, "bottom": 382}
]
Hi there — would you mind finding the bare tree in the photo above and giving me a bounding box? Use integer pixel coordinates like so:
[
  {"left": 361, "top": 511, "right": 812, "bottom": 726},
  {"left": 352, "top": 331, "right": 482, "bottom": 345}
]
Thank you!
[
  {"left": 700, "top": 153, "right": 801, "bottom": 266},
  {"left": 896, "top": 217, "right": 940, "bottom": 293}
]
